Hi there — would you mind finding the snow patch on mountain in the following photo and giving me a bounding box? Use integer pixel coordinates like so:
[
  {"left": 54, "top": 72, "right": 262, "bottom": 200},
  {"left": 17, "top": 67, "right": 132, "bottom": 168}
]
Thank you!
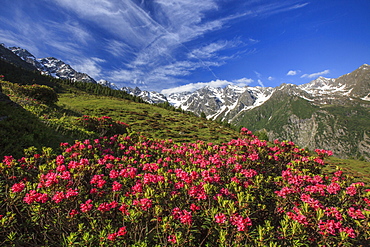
[{"left": 121, "top": 87, "right": 167, "bottom": 104}]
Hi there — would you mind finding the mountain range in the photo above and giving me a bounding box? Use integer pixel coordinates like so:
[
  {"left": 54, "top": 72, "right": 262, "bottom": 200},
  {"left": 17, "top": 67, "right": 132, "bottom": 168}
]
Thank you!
[{"left": 1, "top": 43, "right": 369, "bottom": 160}]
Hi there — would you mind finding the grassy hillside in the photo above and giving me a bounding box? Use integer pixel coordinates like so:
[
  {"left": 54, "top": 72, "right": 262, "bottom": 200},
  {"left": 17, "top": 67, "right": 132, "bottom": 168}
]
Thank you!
[
  {"left": 0, "top": 58, "right": 369, "bottom": 183},
  {"left": 57, "top": 93, "right": 238, "bottom": 143},
  {"left": 0, "top": 60, "right": 239, "bottom": 159}
]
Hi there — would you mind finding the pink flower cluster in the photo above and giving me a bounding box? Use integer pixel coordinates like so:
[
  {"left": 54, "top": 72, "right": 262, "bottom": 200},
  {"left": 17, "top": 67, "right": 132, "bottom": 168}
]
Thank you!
[{"left": 2, "top": 130, "right": 368, "bottom": 245}]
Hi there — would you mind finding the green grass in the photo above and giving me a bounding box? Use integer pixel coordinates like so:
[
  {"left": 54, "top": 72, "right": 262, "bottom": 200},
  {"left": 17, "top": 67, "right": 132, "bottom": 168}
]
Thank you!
[
  {"left": 325, "top": 156, "right": 370, "bottom": 186},
  {"left": 57, "top": 92, "right": 239, "bottom": 144},
  {"left": 0, "top": 100, "right": 75, "bottom": 157}
]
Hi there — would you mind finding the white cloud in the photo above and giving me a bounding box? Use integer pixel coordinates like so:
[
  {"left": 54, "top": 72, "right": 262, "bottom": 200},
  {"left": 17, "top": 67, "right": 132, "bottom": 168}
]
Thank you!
[
  {"left": 257, "top": 79, "right": 265, "bottom": 87},
  {"left": 71, "top": 57, "right": 106, "bottom": 79},
  {"left": 287, "top": 70, "right": 300, "bottom": 76},
  {"left": 161, "top": 79, "right": 231, "bottom": 95},
  {"left": 1, "top": 0, "right": 313, "bottom": 91},
  {"left": 233, "top": 78, "right": 254, "bottom": 86},
  {"left": 161, "top": 76, "right": 254, "bottom": 95},
  {"left": 268, "top": 76, "right": 274, "bottom": 81},
  {"left": 301, "top": 69, "right": 330, "bottom": 78},
  {"left": 105, "top": 40, "right": 135, "bottom": 58},
  {"left": 188, "top": 39, "right": 243, "bottom": 59},
  {"left": 254, "top": 71, "right": 262, "bottom": 78}
]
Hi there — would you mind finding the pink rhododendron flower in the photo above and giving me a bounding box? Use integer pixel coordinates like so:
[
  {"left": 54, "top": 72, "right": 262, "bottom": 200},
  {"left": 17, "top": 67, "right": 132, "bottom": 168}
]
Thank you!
[
  {"left": 318, "top": 220, "right": 342, "bottom": 236},
  {"left": 327, "top": 182, "right": 341, "bottom": 194},
  {"left": 23, "top": 190, "right": 39, "bottom": 204},
  {"left": 69, "top": 209, "right": 79, "bottom": 217},
  {"left": 215, "top": 213, "right": 227, "bottom": 224},
  {"left": 112, "top": 181, "right": 122, "bottom": 191},
  {"left": 230, "top": 214, "right": 252, "bottom": 231},
  {"left": 52, "top": 191, "right": 65, "bottom": 203},
  {"left": 190, "top": 203, "right": 200, "bottom": 211},
  {"left": 347, "top": 207, "right": 365, "bottom": 219},
  {"left": 80, "top": 199, "right": 93, "bottom": 213},
  {"left": 65, "top": 188, "right": 79, "bottom": 198},
  {"left": 346, "top": 186, "right": 357, "bottom": 196},
  {"left": 340, "top": 227, "right": 356, "bottom": 238},
  {"left": 11, "top": 182, "right": 25, "bottom": 193},
  {"left": 133, "top": 198, "right": 152, "bottom": 211}
]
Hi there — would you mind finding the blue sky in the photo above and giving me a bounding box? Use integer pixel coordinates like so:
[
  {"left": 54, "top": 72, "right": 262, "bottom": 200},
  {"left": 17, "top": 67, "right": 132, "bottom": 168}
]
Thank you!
[{"left": 0, "top": 0, "right": 369, "bottom": 95}]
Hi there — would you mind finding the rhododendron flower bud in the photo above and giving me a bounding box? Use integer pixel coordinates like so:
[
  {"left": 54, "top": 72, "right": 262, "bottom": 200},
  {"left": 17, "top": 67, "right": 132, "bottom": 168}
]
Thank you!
[
  {"left": 117, "top": 226, "right": 127, "bottom": 236},
  {"left": 168, "top": 235, "right": 177, "bottom": 244},
  {"left": 107, "top": 233, "right": 117, "bottom": 241},
  {"left": 190, "top": 203, "right": 200, "bottom": 211}
]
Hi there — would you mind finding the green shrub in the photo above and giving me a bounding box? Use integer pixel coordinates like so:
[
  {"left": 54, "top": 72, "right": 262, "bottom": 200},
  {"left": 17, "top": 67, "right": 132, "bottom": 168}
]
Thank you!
[
  {"left": 1, "top": 81, "right": 58, "bottom": 104},
  {"left": 0, "top": 129, "right": 369, "bottom": 246},
  {"left": 77, "top": 115, "right": 129, "bottom": 137}
]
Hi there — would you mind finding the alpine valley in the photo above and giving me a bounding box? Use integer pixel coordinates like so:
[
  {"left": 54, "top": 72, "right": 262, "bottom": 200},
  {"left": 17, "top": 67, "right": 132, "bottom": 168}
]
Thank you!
[{"left": 1, "top": 44, "right": 369, "bottom": 160}]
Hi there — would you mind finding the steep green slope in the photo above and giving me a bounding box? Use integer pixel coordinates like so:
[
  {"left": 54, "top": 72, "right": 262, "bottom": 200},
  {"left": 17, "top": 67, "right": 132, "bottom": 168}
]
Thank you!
[
  {"left": 0, "top": 59, "right": 238, "bottom": 157},
  {"left": 233, "top": 91, "right": 370, "bottom": 160}
]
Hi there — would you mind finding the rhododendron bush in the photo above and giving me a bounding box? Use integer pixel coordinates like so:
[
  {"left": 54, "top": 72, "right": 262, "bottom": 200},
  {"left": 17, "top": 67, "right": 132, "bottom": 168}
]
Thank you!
[{"left": 1, "top": 129, "right": 369, "bottom": 246}]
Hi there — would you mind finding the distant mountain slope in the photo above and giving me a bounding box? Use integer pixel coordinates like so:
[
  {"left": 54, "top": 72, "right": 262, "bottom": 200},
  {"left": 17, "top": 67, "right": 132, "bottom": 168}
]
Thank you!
[
  {"left": 233, "top": 65, "right": 370, "bottom": 160},
  {"left": 125, "top": 64, "right": 370, "bottom": 160}
]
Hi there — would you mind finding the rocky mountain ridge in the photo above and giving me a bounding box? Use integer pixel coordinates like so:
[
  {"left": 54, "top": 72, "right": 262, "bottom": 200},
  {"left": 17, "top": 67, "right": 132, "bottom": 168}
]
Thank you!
[{"left": 8, "top": 47, "right": 98, "bottom": 84}]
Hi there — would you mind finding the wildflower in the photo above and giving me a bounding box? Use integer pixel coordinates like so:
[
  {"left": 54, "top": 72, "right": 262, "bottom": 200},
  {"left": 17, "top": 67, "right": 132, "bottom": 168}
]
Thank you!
[
  {"left": 318, "top": 220, "right": 342, "bottom": 236},
  {"left": 56, "top": 155, "right": 65, "bottom": 165},
  {"left": 168, "top": 235, "right": 177, "bottom": 244},
  {"left": 69, "top": 209, "right": 79, "bottom": 217},
  {"left": 112, "top": 181, "right": 122, "bottom": 191},
  {"left": 215, "top": 213, "right": 227, "bottom": 224},
  {"left": 97, "top": 202, "right": 111, "bottom": 212},
  {"left": 52, "top": 191, "right": 65, "bottom": 203},
  {"left": 107, "top": 233, "right": 117, "bottom": 241},
  {"left": 346, "top": 186, "right": 357, "bottom": 196},
  {"left": 230, "top": 214, "right": 252, "bottom": 231},
  {"left": 119, "top": 204, "right": 130, "bottom": 215},
  {"left": 117, "top": 226, "right": 127, "bottom": 236},
  {"left": 133, "top": 198, "right": 152, "bottom": 211},
  {"left": 286, "top": 207, "right": 309, "bottom": 225},
  {"left": 11, "top": 182, "right": 25, "bottom": 193},
  {"left": 23, "top": 190, "right": 39, "bottom": 204},
  {"left": 325, "top": 207, "right": 343, "bottom": 221},
  {"left": 65, "top": 188, "right": 79, "bottom": 198},
  {"left": 340, "top": 227, "right": 356, "bottom": 238},
  {"left": 179, "top": 210, "right": 192, "bottom": 225},
  {"left": 80, "top": 199, "right": 93, "bottom": 213},
  {"left": 327, "top": 182, "right": 341, "bottom": 194},
  {"left": 347, "top": 207, "right": 365, "bottom": 219},
  {"left": 190, "top": 203, "right": 200, "bottom": 212}
]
